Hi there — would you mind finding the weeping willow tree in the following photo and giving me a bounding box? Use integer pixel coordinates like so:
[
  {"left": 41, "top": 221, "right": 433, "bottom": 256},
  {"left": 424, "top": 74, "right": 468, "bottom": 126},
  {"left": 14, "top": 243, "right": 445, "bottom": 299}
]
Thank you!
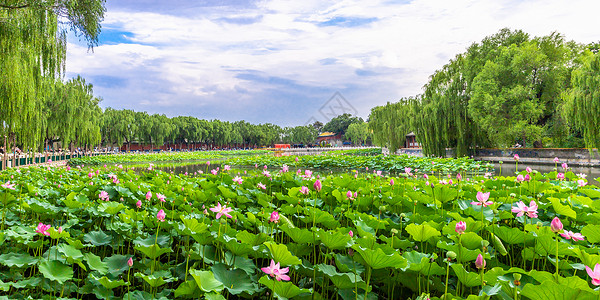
[
  {"left": 0, "top": 0, "right": 105, "bottom": 153},
  {"left": 563, "top": 51, "right": 600, "bottom": 151},
  {"left": 369, "top": 97, "right": 420, "bottom": 153}
]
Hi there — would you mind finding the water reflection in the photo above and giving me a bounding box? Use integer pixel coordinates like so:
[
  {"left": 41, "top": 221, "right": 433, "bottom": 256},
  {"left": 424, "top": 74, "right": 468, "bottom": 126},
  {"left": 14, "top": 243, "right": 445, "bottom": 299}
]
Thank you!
[{"left": 493, "top": 162, "right": 600, "bottom": 186}]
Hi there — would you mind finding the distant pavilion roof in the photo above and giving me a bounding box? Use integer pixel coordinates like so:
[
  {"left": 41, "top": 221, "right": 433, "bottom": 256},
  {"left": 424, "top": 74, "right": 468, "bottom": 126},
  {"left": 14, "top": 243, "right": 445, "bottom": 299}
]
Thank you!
[{"left": 318, "top": 132, "right": 337, "bottom": 137}]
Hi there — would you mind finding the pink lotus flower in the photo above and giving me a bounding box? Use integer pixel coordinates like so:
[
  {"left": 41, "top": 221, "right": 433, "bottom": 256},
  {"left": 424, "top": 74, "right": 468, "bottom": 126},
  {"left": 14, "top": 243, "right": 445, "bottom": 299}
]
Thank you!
[
  {"left": 554, "top": 157, "right": 560, "bottom": 163},
  {"left": 526, "top": 167, "right": 532, "bottom": 173},
  {"left": 296, "top": 169, "right": 302, "bottom": 175},
  {"left": 233, "top": 176, "right": 243, "bottom": 184},
  {"left": 551, "top": 217, "right": 563, "bottom": 233},
  {"left": 557, "top": 173, "right": 565, "bottom": 180},
  {"left": 66, "top": 166, "right": 71, "bottom": 171},
  {"left": 376, "top": 170, "right": 382, "bottom": 177},
  {"left": 210, "top": 202, "right": 233, "bottom": 219},
  {"left": 295, "top": 157, "right": 299, "bottom": 162},
  {"left": 57, "top": 226, "right": 63, "bottom": 233},
  {"left": 513, "top": 154, "right": 520, "bottom": 161},
  {"left": 1, "top": 181, "right": 16, "bottom": 190},
  {"left": 585, "top": 264, "right": 600, "bottom": 286},
  {"left": 560, "top": 230, "right": 585, "bottom": 241},
  {"left": 300, "top": 186, "right": 309, "bottom": 195},
  {"left": 157, "top": 193, "right": 166, "bottom": 202},
  {"left": 206, "top": 161, "right": 211, "bottom": 166},
  {"left": 211, "top": 169, "right": 218, "bottom": 175},
  {"left": 578, "top": 179, "right": 587, "bottom": 187},
  {"left": 405, "top": 167, "right": 412, "bottom": 175},
  {"left": 313, "top": 179, "right": 322, "bottom": 192},
  {"left": 349, "top": 230, "right": 354, "bottom": 237},
  {"left": 264, "top": 165, "right": 268, "bottom": 170},
  {"left": 261, "top": 260, "right": 290, "bottom": 281},
  {"left": 270, "top": 211, "right": 280, "bottom": 223},
  {"left": 282, "top": 165, "right": 289, "bottom": 172},
  {"left": 456, "top": 173, "right": 462, "bottom": 181},
  {"left": 562, "top": 163, "right": 568, "bottom": 170},
  {"left": 88, "top": 172, "right": 93, "bottom": 178},
  {"left": 511, "top": 200, "right": 538, "bottom": 218},
  {"left": 390, "top": 179, "right": 394, "bottom": 186},
  {"left": 127, "top": 257, "right": 134, "bottom": 267},
  {"left": 136, "top": 200, "right": 142, "bottom": 208},
  {"left": 35, "top": 223, "right": 51, "bottom": 236},
  {"left": 475, "top": 254, "right": 486, "bottom": 269},
  {"left": 157, "top": 209, "right": 166, "bottom": 222},
  {"left": 516, "top": 174, "right": 524, "bottom": 182},
  {"left": 455, "top": 221, "right": 466, "bottom": 234},
  {"left": 255, "top": 164, "right": 258, "bottom": 168},
  {"left": 471, "top": 191, "right": 493, "bottom": 207},
  {"left": 224, "top": 165, "right": 231, "bottom": 171},
  {"left": 524, "top": 174, "right": 531, "bottom": 181},
  {"left": 423, "top": 174, "right": 429, "bottom": 180},
  {"left": 257, "top": 182, "right": 266, "bottom": 190},
  {"left": 263, "top": 170, "right": 271, "bottom": 178},
  {"left": 146, "top": 191, "right": 152, "bottom": 200},
  {"left": 99, "top": 191, "right": 109, "bottom": 201},
  {"left": 305, "top": 170, "right": 313, "bottom": 177}
]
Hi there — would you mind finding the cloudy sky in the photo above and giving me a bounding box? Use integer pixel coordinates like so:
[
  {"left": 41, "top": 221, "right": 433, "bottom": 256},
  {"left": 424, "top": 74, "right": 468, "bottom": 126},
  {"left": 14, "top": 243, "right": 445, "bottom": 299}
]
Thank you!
[{"left": 65, "top": 0, "right": 600, "bottom": 126}]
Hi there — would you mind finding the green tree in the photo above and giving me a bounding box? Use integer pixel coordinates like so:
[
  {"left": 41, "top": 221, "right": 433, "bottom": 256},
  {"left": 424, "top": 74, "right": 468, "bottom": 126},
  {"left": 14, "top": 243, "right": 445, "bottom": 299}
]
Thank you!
[
  {"left": 563, "top": 51, "right": 600, "bottom": 150},
  {"left": 322, "top": 113, "right": 363, "bottom": 137},
  {"left": 345, "top": 122, "right": 369, "bottom": 145},
  {"left": 0, "top": 0, "right": 105, "bottom": 151}
]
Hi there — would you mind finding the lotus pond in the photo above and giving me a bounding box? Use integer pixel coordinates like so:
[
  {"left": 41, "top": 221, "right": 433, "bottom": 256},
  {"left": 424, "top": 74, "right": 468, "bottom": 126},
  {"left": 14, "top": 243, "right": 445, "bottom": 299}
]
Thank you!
[{"left": 0, "top": 159, "right": 599, "bottom": 299}]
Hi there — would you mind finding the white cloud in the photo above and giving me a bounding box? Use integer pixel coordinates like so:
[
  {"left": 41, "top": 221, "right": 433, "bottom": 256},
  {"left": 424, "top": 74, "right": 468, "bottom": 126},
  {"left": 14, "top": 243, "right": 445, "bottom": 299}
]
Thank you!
[{"left": 66, "top": 0, "right": 600, "bottom": 125}]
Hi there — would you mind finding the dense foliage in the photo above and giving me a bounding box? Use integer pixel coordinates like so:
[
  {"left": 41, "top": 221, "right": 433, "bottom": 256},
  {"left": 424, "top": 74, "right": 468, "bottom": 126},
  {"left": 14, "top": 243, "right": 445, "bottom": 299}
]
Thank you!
[
  {"left": 0, "top": 157, "right": 599, "bottom": 299},
  {"left": 369, "top": 29, "right": 597, "bottom": 156},
  {"left": 0, "top": 0, "right": 106, "bottom": 152},
  {"left": 225, "top": 152, "right": 493, "bottom": 175},
  {"left": 68, "top": 150, "right": 269, "bottom": 166}
]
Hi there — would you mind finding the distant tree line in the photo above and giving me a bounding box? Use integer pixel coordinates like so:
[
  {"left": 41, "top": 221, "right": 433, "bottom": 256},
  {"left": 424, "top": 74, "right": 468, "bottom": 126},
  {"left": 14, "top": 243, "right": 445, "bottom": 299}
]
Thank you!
[{"left": 369, "top": 28, "right": 600, "bottom": 156}]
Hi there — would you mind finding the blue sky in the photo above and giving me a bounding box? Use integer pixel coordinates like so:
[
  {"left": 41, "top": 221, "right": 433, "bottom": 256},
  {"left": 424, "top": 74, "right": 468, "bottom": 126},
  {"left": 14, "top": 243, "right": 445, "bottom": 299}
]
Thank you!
[{"left": 65, "top": 0, "right": 600, "bottom": 126}]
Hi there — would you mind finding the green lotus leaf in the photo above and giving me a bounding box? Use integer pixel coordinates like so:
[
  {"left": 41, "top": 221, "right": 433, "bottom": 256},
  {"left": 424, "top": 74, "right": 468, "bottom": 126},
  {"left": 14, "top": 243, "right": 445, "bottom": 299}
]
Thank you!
[
  {"left": 405, "top": 223, "right": 441, "bottom": 242},
  {"left": 263, "top": 241, "right": 302, "bottom": 266},
  {"left": 379, "top": 235, "right": 413, "bottom": 250},
  {"left": 316, "top": 264, "right": 370, "bottom": 291},
  {"left": 189, "top": 269, "right": 224, "bottom": 293},
  {"left": 133, "top": 235, "right": 170, "bottom": 247},
  {"left": 134, "top": 244, "right": 172, "bottom": 259},
  {"left": 83, "top": 230, "right": 113, "bottom": 246},
  {"left": 217, "top": 185, "right": 237, "bottom": 199},
  {"left": 221, "top": 235, "right": 253, "bottom": 256},
  {"left": 84, "top": 252, "right": 108, "bottom": 275},
  {"left": 450, "top": 264, "right": 481, "bottom": 287},
  {"left": 135, "top": 273, "right": 171, "bottom": 288},
  {"left": 351, "top": 245, "right": 407, "bottom": 269},
  {"left": 487, "top": 225, "right": 533, "bottom": 245},
  {"left": 180, "top": 216, "right": 208, "bottom": 234},
  {"left": 318, "top": 230, "right": 352, "bottom": 250},
  {"left": 38, "top": 260, "right": 74, "bottom": 284},
  {"left": 402, "top": 251, "right": 445, "bottom": 276},
  {"left": 92, "top": 275, "right": 129, "bottom": 289},
  {"left": 103, "top": 254, "right": 130, "bottom": 277},
  {"left": 258, "top": 275, "right": 311, "bottom": 298},
  {"left": 521, "top": 279, "right": 596, "bottom": 300},
  {"left": 547, "top": 197, "right": 577, "bottom": 219},
  {"left": 581, "top": 224, "right": 600, "bottom": 243},
  {"left": 11, "top": 277, "right": 41, "bottom": 289},
  {"left": 174, "top": 280, "right": 198, "bottom": 297},
  {"left": 534, "top": 235, "right": 575, "bottom": 257},
  {"left": 303, "top": 207, "right": 339, "bottom": 229},
  {"left": 0, "top": 252, "right": 38, "bottom": 267},
  {"left": 237, "top": 230, "right": 268, "bottom": 246},
  {"left": 205, "top": 293, "right": 227, "bottom": 300},
  {"left": 97, "top": 202, "right": 126, "bottom": 215},
  {"left": 212, "top": 263, "right": 257, "bottom": 295},
  {"left": 281, "top": 226, "right": 314, "bottom": 244}
]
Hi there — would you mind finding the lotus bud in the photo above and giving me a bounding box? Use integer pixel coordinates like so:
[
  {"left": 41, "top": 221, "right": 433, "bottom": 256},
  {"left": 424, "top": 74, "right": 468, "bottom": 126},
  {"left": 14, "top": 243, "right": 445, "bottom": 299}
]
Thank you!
[
  {"left": 446, "top": 251, "right": 457, "bottom": 259},
  {"left": 551, "top": 217, "right": 563, "bottom": 233},
  {"left": 391, "top": 228, "right": 399, "bottom": 235},
  {"left": 475, "top": 254, "right": 486, "bottom": 269}
]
